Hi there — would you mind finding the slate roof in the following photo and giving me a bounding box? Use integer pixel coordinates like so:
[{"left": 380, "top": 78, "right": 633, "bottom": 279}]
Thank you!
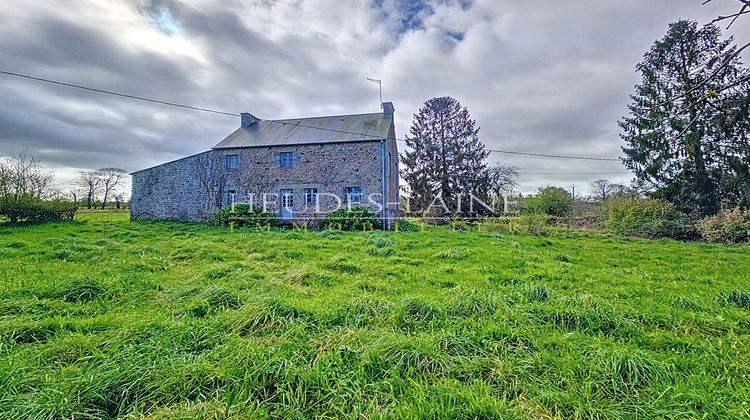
[{"left": 213, "top": 112, "right": 392, "bottom": 149}]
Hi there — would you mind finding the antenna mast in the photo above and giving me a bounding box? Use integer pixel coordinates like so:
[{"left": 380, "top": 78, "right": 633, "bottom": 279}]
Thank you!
[{"left": 366, "top": 78, "right": 382, "bottom": 107}]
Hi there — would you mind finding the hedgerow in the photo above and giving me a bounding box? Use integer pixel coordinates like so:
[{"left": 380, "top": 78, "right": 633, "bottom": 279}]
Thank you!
[{"left": 0, "top": 197, "right": 77, "bottom": 224}]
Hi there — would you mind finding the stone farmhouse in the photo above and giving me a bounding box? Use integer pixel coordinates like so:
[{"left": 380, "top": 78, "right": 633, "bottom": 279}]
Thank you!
[{"left": 130, "top": 102, "right": 399, "bottom": 225}]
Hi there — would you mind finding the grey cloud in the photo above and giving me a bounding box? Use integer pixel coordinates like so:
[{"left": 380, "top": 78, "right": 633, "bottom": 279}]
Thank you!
[{"left": 0, "top": 0, "right": 748, "bottom": 196}]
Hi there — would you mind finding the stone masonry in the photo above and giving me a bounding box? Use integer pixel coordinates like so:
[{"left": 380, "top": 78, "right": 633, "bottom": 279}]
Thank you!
[{"left": 131, "top": 105, "right": 400, "bottom": 224}]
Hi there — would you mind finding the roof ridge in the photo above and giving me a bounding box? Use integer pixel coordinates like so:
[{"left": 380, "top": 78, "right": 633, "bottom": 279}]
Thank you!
[
  {"left": 268, "top": 111, "right": 386, "bottom": 122},
  {"left": 212, "top": 112, "right": 392, "bottom": 149}
]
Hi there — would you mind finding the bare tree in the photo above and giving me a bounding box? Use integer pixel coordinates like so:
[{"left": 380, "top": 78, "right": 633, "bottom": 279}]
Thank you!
[
  {"left": 97, "top": 168, "right": 127, "bottom": 210},
  {"left": 68, "top": 188, "right": 80, "bottom": 205},
  {"left": 78, "top": 170, "right": 101, "bottom": 209},
  {"left": 589, "top": 179, "right": 627, "bottom": 202},
  {"left": 487, "top": 163, "right": 519, "bottom": 198},
  {"left": 0, "top": 152, "right": 55, "bottom": 200},
  {"left": 705, "top": 0, "right": 750, "bottom": 28}
]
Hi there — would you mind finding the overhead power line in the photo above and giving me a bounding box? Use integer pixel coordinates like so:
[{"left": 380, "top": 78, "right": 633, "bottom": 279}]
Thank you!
[
  {"left": 1, "top": 68, "right": 623, "bottom": 162},
  {"left": 0, "top": 69, "right": 239, "bottom": 117},
  {"left": 518, "top": 171, "right": 630, "bottom": 175},
  {"left": 269, "top": 120, "right": 622, "bottom": 161},
  {"left": 484, "top": 149, "right": 619, "bottom": 161}
]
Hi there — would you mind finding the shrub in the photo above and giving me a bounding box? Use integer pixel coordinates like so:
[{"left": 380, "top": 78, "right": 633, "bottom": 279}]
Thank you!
[
  {"left": 698, "top": 208, "right": 750, "bottom": 243},
  {"left": 211, "top": 204, "right": 279, "bottom": 228},
  {"left": 324, "top": 206, "right": 382, "bottom": 231},
  {"left": 0, "top": 197, "right": 77, "bottom": 224},
  {"left": 513, "top": 214, "right": 550, "bottom": 235},
  {"left": 522, "top": 187, "right": 574, "bottom": 217},
  {"left": 393, "top": 219, "right": 422, "bottom": 232},
  {"left": 449, "top": 219, "right": 474, "bottom": 232},
  {"left": 606, "top": 198, "right": 696, "bottom": 239},
  {"left": 473, "top": 215, "right": 550, "bottom": 235}
]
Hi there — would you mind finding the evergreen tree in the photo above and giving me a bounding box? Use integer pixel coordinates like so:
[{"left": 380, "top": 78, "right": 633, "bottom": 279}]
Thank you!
[
  {"left": 401, "top": 97, "right": 491, "bottom": 215},
  {"left": 620, "top": 20, "right": 750, "bottom": 216}
]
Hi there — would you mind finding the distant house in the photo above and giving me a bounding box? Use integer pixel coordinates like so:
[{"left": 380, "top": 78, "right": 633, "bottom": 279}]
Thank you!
[{"left": 130, "top": 102, "right": 399, "bottom": 225}]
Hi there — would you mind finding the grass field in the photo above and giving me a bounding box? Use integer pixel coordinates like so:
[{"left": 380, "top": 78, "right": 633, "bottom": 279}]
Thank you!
[{"left": 1, "top": 212, "right": 749, "bottom": 418}]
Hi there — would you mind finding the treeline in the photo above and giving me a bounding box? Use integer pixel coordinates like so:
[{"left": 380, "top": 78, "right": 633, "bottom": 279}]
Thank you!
[
  {"left": 512, "top": 181, "right": 749, "bottom": 243},
  {"left": 74, "top": 168, "right": 128, "bottom": 210},
  {"left": 0, "top": 153, "right": 129, "bottom": 224},
  {"left": 398, "top": 17, "right": 750, "bottom": 243},
  {"left": 0, "top": 153, "right": 76, "bottom": 223}
]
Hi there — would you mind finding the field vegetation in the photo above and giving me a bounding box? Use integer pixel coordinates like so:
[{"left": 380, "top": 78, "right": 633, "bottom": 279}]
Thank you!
[{"left": 1, "top": 212, "right": 749, "bottom": 418}]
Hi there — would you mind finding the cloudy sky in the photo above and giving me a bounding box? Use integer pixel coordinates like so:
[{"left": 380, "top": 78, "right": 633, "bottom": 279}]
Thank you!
[{"left": 1, "top": 0, "right": 748, "bottom": 195}]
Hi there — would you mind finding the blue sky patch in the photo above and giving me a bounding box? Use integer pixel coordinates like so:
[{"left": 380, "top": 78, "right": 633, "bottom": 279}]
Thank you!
[
  {"left": 149, "top": 6, "right": 181, "bottom": 35},
  {"left": 372, "top": 0, "right": 434, "bottom": 33}
]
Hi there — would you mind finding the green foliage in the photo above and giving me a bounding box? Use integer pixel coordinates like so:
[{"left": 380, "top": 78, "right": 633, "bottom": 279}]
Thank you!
[
  {"left": 698, "top": 208, "right": 750, "bottom": 243},
  {"left": 323, "top": 206, "right": 382, "bottom": 231},
  {"left": 393, "top": 218, "right": 423, "bottom": 232},
  {"left": 0, "top": 197, "right": 77, "bottom": 224},
  {"left": 211, "top": 204, "right": 279, "bottom": 228},
  {"left": 189, "top": 286, "right": 243, "bottom": 317},
  {"left": 606, "top": 198, "right": 696, "bottom": 239},
  {"left": 620, "top": 20, "right": 750, "bottom": 215},
  {"left": 48, "top": 279, "right": 105, "bottom": 302},
  {"left": 720, "top": 291, "right": 750, "bottom": 309},
  {"left": 474, "top": 215, "right": 550, "bottom": 236},
  {"left": 522, "top": 186, "right": 574, "bottom": 217},
  {"left": 514, "top": 214, "right": 550, "bottom": 235},
  {"left": 1, "top": 211, "right": 750, "bottom": 417},
  {"left": 401, "top": 96, "right": 493, "bottom": 215},
  {"left": 608, "top": 353, "right": 662, "bottom": 394},
  {"left": 527, "top": 285, "right": 551, "bottom": 302}
]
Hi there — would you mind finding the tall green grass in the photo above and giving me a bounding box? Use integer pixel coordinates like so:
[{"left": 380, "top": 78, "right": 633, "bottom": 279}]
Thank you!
[{"left": 0, "top": 212, "right": 749, "bottom": 417}]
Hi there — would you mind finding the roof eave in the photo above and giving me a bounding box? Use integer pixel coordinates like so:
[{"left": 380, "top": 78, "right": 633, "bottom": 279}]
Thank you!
[{"left": 211, "top": 138, "right": 387, "bottom": 150}]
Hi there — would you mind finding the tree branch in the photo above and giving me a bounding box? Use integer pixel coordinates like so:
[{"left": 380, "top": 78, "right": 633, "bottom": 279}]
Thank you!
[{"left": 704, "top": 0, "right": 750, "bottom": 28}]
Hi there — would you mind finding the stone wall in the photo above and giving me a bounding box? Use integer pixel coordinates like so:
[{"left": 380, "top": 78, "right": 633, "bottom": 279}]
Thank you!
[
  {"left": 130, "top": 151, "right": 224, "bottom": 221},
  {"left": 131, "top": 140, "right": 400, "bottom": 223}
]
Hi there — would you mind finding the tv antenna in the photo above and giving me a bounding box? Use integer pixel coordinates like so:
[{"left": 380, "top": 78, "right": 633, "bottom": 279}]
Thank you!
[{"left": 366, "top": 77, "right": 382, "bottom": 106}]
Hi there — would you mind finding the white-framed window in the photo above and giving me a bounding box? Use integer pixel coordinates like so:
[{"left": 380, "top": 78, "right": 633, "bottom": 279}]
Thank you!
[
  {"left": 279, "top": 152, "right": 294, "bottom": 168},
  {"left": 226, "top": 154, "right": 239, "bottom": 170},
  {"left": 345, "top": 186, "right": 362, "bottom": 204},
  {"left": 304, "top": 188, "right": 318, "bottom": 205},
  {"left": 225, "top": 189, "right": 237, "bottom": 206},
  {"left": 280, "top": 189, "right": 294, "bottom": 208}
]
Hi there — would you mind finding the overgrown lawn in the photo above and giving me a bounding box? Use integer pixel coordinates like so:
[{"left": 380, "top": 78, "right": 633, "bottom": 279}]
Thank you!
[{"left": 0, "top": 212, "right": 749, "bottom": 418}]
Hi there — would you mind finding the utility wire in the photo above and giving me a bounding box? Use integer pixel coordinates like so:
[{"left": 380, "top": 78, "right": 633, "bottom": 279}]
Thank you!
[
  {"left": 518, "top": 172, "right": 630, "bottom": 175},
  {"left": 268, "top": 119, "right": 622, "bottom": 161},
  {"left": 0, "top": 69, "right": 239, "bottom": 117},
  {"left": 1, "top": 68, "right": 623, "bottom": 162},
  {"left": 483, "top": 149, "right": 619, "bottom": 161}
]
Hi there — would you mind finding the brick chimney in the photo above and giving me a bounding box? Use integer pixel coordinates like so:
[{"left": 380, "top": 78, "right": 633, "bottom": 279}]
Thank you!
[
  {"left": 240, "top": 112, "right": 260, "bottom": 128},
  {"left": 382, "top": 102, "right": 394, "bottom": 117}
]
